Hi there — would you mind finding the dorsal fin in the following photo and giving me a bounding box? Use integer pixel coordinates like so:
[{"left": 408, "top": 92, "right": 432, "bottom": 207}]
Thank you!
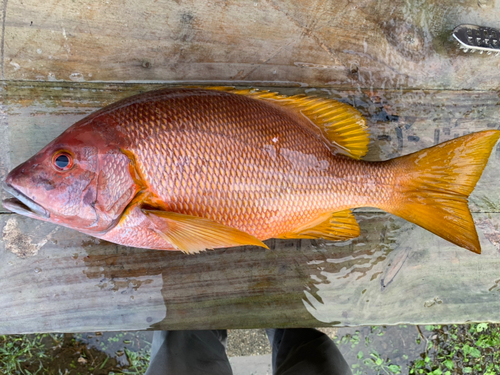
[{"left": 203, "top": 87, "right": 370, "bottom": 159}]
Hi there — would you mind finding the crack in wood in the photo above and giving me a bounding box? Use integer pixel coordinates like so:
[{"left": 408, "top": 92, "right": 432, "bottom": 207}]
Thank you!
[
  {"left": 265, "top": 0, "right": 345, "bottom": 68},
  {"left": 236, "top": 40, "right": 295, "bottom": 80}
]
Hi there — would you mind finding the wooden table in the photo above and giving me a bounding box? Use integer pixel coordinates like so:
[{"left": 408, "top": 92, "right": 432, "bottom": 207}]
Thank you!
[{"left": 0, "top": 0, "right": 500, "bottom": 334}]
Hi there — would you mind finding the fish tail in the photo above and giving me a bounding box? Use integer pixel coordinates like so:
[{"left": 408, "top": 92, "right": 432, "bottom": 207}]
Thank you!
[{"left": 383, "top": 130, "right": 500, "bottom": 253}]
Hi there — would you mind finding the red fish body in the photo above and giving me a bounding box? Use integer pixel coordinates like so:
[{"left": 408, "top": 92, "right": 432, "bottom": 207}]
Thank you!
[{"left": 3, "top": 88, "right": 500, "bottom": 253}]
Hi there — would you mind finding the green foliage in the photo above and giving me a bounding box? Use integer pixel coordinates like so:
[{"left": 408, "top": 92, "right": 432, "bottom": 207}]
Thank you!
[
  {"left": 0, "top": 332, "right": 152, "bottom": 375},
  {"left": 409, "top": 323, "right": 500, "bottom": 375},
  {"left": 335, "top": 323, "right": 500, "bottom": 374},
  {"left": 0, "top": 334, "right": 48, "bottom": 375},
  {"left": 337, "top": 330, "right": 361, "bottom": 349},
  {"left": 122, "top": 348, "right": 151, "bottom": 374},
  {"left": 476, "top": 323, "right": 489, "bottom": 333},
  {"left": 336, "top": 326, "right": 404, "bottom": 374}
]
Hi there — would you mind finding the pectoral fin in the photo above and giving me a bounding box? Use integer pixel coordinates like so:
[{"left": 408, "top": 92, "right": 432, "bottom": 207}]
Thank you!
[
  {"left": 278, "top": 210, "right": 360, "bottom": 241},
  {"left": 143, "top": 210, "right": 269, "bottom": 253}
]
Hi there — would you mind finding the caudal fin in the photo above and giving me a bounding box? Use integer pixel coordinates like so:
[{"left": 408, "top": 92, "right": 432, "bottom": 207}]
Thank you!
[{"left": 384, "top": 130, "right": 500, "bottom": 253}]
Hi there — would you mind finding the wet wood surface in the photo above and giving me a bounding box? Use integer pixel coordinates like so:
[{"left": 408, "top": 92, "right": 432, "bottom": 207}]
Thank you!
[
  {"left": 0, "top": 82, "right": 500, "bottom": 333},
  {"left": 1, "top": 0, "right": 500, "bottom": 89}
]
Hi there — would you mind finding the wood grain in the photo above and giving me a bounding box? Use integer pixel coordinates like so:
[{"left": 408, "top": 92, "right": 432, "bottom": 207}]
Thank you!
[
  {"left": 1, "top": 212, "right": 500, "bottom": 334},
  {"left": 1, "top": 81, "right": 500, "bottom": 333},
  {"left": 1, "top": 0, "right": 500, "bottom": 89}
]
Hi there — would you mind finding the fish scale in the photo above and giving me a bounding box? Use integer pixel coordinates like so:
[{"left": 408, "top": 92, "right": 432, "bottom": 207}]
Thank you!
[
  {"left": 4, "top": 88, "right": 499, "bottom": 253},
  {"left": 108, "top": 89, "right": 385, "bottom": 240}
]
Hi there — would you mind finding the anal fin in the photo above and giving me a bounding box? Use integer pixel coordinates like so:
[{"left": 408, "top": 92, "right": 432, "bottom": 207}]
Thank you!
[{"left": 278, "top": 210, "right": 360, "bottom": 241}]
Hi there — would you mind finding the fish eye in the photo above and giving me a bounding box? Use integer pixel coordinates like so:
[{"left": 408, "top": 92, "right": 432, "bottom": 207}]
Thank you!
[{"left": 52, "top": 151, "right": 74, "bottom": 171}]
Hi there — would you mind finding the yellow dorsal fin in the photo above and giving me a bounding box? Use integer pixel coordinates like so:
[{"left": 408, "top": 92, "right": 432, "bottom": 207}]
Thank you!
[
  {"left": 203, "top": 87, "right": 369, "bottom": 159},
  {"left": 278, "top": 210, "right": 360, "bottom": 241},
  {"left": 143, "top": 209, "right": 269, "bottom": 253}
]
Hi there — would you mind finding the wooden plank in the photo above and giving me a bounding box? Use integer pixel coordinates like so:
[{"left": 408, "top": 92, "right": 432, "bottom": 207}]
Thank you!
[
  {"left": 2, "top": 212, "right": 500, "bottom": 334},
  {"left": 2, "top": 0, "right": 500, "bottom": 89},
  {"left": 1, "top": 82, "right": 499, "bottom": 212},
  {"left": 2, "top": 81, "right": 500, "bottom": 333}
]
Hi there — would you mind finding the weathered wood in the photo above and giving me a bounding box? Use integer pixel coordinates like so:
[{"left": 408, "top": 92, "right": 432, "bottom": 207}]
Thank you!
[
  {"left": 1, "top": 81, "right": 500, "bottom": 333},
  {"left": 1, "top": 0, "right": 500, "bottom": 89},
  {"left": 1, "top": 212, "right": 500, "bottom": 334}
]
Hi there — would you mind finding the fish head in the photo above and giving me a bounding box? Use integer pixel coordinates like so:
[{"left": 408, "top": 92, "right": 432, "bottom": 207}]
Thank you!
[{"left": 3, "top": 121, "right": 138, "bottom": 234}]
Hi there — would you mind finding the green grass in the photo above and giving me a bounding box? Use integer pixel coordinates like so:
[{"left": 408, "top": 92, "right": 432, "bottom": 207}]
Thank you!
[
  {"left": 0, "top": 334, "right": 48, "bottom": 374},
  {"left": 0, "top": 332, "right": 151, "bottom": 375}
]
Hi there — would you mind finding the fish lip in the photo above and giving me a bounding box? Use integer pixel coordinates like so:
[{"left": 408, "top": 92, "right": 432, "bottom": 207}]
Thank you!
[{"left": 2, "top": 182, "right": 50, "bottom": 219}]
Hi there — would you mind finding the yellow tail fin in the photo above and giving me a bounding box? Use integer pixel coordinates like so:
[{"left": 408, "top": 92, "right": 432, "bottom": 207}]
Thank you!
[{"left": 384, "top": 130, "right": 500, "bottom": 253}]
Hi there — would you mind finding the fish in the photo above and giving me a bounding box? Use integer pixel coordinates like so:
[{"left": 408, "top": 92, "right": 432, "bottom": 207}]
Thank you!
[{"left": 3, "top": 87, "right": 500, "bottom": 254}]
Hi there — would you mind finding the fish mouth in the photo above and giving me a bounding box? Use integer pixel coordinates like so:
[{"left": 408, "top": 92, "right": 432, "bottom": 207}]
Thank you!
[{"left": 2, "top": 183, "right": 50, "bottom": 219}]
